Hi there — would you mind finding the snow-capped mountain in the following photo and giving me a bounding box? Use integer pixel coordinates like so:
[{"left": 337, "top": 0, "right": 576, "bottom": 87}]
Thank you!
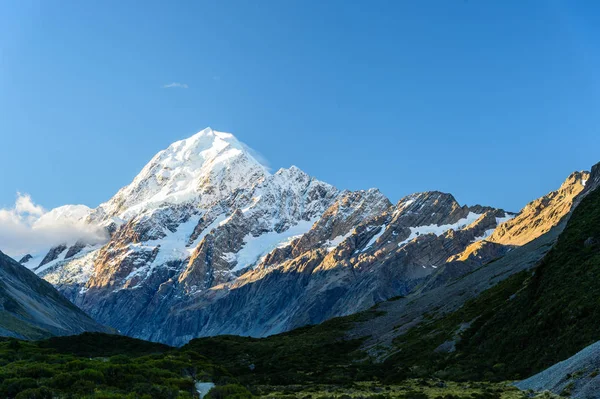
[
  {"left": 90, "top": 129, "right": 270, "bottom": 222},
  {"left": 19, "top": 128, "right": 590, "bottom": 345}
]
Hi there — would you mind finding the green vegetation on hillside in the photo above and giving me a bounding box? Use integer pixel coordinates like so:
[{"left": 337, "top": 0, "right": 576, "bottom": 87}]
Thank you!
[
  {"left": 5, "top": 184, "right": 599, "bottom": 397},
  {"left": 0, "top": 326, "right": 535, "bottom": 399},
  {"left": 0, "top": 333, "right": 233, "bottom": 398},
  {"left": 455, "top": 186, "right": 600, "bottom": 378},
  {"left": 183, "top": 310, "right": 381, "bottom": 385},
  {"left": 385, "top": 186, "right": 600, "bottom": 382},
  {"left": 383, "top": 270, "right": 532, "bottom": 382}
]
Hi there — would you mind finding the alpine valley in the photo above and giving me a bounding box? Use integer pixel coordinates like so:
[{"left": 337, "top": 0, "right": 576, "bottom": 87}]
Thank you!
[
  {"left": 13, "top": 128, "right": 591, "bottom": 346},
  {"left": 2, "top": 127, "right": 600, "bottom": 399}
]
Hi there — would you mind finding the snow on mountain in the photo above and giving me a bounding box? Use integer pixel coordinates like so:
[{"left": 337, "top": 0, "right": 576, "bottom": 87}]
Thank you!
[
  {"left": 397, "top": 211, "right": 484, "bottom": 247},
  {"left": 25, "top": 127, "right": 585, "bottom": 346},
  {"left": 35, "top": 128, "right": 338, "bottom": 307},
  {"left": 230, "top": 218, "right": 318, "bottom": 272},
  {"left": 91, "top": 128, "right": 269, "bottom": 222}
]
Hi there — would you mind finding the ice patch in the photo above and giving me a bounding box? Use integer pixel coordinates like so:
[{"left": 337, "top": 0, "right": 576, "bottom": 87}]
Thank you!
[
  {"left": 221, "top": 252, "right": 236, "bottom": 262},
  {"left": 495, "top": 213, "right": 515, "bottom": 226},
  {"left": 121, "top": 214, "right": 218, "bottom": 284},
  {"left": 398, "top": 212, "right": 482, "bottom": 247},
  {"left": 472, "top": 228, "right": 496, "bottom": 242},
  {"left": 324, "top": 230, "right": 354, "bottom": 252},
  {"left": 361, "top": 224, "right": 387, "bottom": 252},
  {"left": 231, "top": 219, "right": 317, "bottom": 272}
]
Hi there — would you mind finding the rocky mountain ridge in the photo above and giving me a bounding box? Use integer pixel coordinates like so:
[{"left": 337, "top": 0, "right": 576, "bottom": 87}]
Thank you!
[{"left": 18, "top": 128, "right": 591, "bottom": 345}]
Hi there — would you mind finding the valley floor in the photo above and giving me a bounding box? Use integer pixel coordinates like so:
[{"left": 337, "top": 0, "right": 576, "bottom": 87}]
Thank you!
[
  {"left": 250, "top": 381, "right": 542, "bottom": 399},
  {"left": 0, "top": 334, "right": 554, "bottom": 399}
]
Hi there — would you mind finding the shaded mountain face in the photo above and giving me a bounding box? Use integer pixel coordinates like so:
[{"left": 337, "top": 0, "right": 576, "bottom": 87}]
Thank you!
[
  {"left": 20, "top": 127, "right": 591, "bottom": 345},
  {"left": 0, "top": 251, "right": 113, "bottom": 340}
]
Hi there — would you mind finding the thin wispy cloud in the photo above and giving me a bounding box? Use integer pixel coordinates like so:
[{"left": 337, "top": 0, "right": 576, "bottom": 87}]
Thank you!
[{"left": 162, "top": 82, "right": 189, "bottom": 89}]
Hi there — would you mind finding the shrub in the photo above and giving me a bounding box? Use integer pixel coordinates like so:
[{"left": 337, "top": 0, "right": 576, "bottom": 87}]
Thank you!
[
  {"left": 15, "top": 387, "right": 53, "bottom": 399},
  {"left": 0, "top": 378, "right": 38, "bottom": 397},
  {"left": 401, "top": 392, "right": 429, "bottom": 399},
  {"left": 50, "top": 373, "right": 76, "bottom": 389},
  {"left": 71, "top": 379, "right": 95, "bottom": 395},
  {"left": 78, "top": 368, "right": 106, "bottom": 384},
  {"left": 205, "top": 384, "right": 253, "bottom": 399}
]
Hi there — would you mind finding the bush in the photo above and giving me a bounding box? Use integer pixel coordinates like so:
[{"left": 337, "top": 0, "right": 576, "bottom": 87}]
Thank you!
[
  {"left": 18, "top": 365, "right": 55, "bottom": 379},
  {"left": 205, "top": 384, "right": 253, "bottom": 399},
  {"left": 0, "top": 378, "right": 38, "bottom": 397},
  {"left": 15, "top": 387, "right": 53, "bottom": 399},
  {"left": 50, "top": 373, "right": 76, "bottom": 389},
  {"left": 78, "top": 368, "right": 106, "bottom": 384},
  {"left": 71, "top": 379, "right": 95, "bottom": 395},
  {"left": 401, "top": 392, "right": 429, "bottom": 399}
]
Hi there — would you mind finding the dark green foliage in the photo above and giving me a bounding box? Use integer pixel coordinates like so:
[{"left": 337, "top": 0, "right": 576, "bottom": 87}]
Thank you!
[
  {"left": 14, "top": 387, "right": 52, "bottom": 399},
  {"left": 401, "top": 391, "right": 429, "bottom": 399},
  {"left": 1, "top": 378, "right": 38, "bottom": 398},
  {"left": 205, "top": 384, "right": 253, "bottom": 399},
  {"left": 0, "top": 335, "right": 230, "bottom": 398},
  {"left": 39, "top": 332, "right": 170, "bottom": 357},
  {"left": 382, "top": 270, "right": 531, "bottom": 382},
  {"left": 184, "top": 310, "right": 383, "bottom": 385}
]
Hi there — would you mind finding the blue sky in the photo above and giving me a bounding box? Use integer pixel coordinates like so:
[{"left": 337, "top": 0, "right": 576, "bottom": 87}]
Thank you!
[{"left": 1, "top": 0, "right": 599, "bottom": 213}]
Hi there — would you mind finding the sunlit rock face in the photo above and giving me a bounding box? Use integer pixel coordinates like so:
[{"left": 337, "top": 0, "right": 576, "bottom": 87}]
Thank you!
[
  {"left": 486, "top": 171, "right": 589, "bottom": 246},
  {"left": 25, "top": 128, "right": 592, "bottom": 346}
]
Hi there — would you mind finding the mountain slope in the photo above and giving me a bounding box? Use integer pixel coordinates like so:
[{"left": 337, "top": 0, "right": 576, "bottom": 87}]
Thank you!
[
  {"left": 445, "top": 163, "right": 600, "bottom": 379},
  {"left": 147, "top": 191, "right": 514, "bottom": 345},
  {"left": 336, "top": 162, "right": 600, "bottom": 384},
  {"left": 0, "top": 251, "right": 113, "bottom": 340},
  {"left": 21, "top": 127, "right": 590, "bottom": 346},
  {"left": 172, "top": 162, "right": 599, "bottom": 391},
  {"left": 517, "top": 339, "right": 600, "bottom": 398}
]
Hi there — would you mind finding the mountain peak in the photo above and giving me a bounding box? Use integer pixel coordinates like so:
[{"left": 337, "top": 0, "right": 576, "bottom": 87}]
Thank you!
[
  {"left": 96, "top": 128, "right": 270, "bottom": 219},
  {"left": 160, "top": 128, "right": 259, "bottom": 167}
]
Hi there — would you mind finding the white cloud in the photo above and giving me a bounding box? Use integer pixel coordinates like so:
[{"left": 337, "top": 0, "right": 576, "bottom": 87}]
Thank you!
[
  {"left": 162, "top": 82, "right": 189, "bottom": 89},
  {"left": 0, "top": 193, "right": 108, "bottom": 258},
  {"left": 15, "top": 193, "right": 44, "bottom": 216}
]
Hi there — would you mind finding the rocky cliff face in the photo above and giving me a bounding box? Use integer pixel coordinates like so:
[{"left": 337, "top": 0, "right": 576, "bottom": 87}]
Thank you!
[
  {"left": 486, "top": 171, "right": 589, "bottom": 246},
  {"left": 22, "top": 128, "right": 594, "bottom": 346},
  {"left": 0, "top": 251, "right": 113, "bottom": 340}
]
